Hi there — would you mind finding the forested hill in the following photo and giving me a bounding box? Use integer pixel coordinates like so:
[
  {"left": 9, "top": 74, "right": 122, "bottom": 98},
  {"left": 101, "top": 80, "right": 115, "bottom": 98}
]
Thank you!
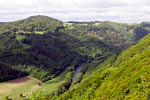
[
  {"left": 62, "top": 21, "right": 150, "bottom": 48},
  {"left": 0, "top": 15, "right": 63, "bottom": 34},
  {"left": 0, "top": 15, "right": 115, "bottom": 82},
  {"left": 1, "top": 15, "right": 150, "bottom": 100},
  {"left": 0, "top": 15, "right": 150, "bottom": 82},
  {"left": 53, "top": 34, "right": 150, "bottom": 100}
]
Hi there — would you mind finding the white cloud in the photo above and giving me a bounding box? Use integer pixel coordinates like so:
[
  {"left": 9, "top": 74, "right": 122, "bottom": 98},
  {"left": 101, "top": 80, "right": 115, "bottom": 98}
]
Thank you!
[{"left": 0, "top": 0, "right": 149, "bottom": 23}]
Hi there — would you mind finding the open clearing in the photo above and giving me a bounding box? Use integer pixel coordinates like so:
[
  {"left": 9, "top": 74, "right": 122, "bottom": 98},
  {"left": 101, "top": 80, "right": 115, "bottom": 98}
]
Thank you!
[
  {"left": 36, "top": 69, "right": 68, "bottom": 95},
  {"left": 0, "top": 76, "right": 40, "bottom": 100}
]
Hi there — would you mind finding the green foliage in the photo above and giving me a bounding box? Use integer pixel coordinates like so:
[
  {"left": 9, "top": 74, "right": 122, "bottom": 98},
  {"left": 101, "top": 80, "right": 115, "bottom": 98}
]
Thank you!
[
  {"left": 61, "top": 22, "right": 150, "bottom": 49},
  {"left": 0, "top": 15, "right": 63, "bottom": 34},
  {"left": 38, "top": 82, "right": 42, "bottom": 86},
  {"left": 0, "top": 30, "right": 113, "bottom": 81},
  {"left": 60, "top": 22, "right": 135, "bottom": 48},
  {"left": 5, "top": 96, "right": 9, "bottom": 100},
  {"left": 19, "top": 93, "right": 23, "bottom": 98},
  {"left": 0, "top": 16, "right": 115, "bottom": 82},
  {"left": 52, "top": 34, "right": 150, "bottom": 100},
  {"left": 30, "top": 67, "right": 74, "bottom": 100},
  {"left": 0, "top": 62, "right": 27, "bottom": 82},
  {"left": 1, "top": 16, "right": 150, "bottom": 100},
  {"left": 134, "top": 22, "right": 150, "bottom": 41}
]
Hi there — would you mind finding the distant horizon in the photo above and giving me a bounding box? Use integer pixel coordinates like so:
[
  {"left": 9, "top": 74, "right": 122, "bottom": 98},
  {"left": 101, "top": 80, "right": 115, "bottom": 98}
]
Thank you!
[
  {"left": 0, "top": 15, "right": 145, "bottom": 24},
  {"left": 0, "top": 0, "right": 150, "bottom": 23}
]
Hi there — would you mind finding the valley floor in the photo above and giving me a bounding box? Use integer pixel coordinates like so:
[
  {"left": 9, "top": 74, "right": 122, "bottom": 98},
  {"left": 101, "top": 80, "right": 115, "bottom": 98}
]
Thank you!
[
  {"left": 0, "top": 76, "right": 40, "bottom": 100},
  {"left": 36, "top": 70, "right": 67, "bottom": 94}
]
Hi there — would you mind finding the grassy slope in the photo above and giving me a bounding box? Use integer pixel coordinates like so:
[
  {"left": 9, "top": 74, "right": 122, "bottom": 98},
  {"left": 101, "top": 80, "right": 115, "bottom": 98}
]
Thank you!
[
  {"left": 56, "top": 34, "right": 150, "bottom": 100},
  {"left": 37, "top": 69, "right": 69, "bottom": 93},
  {"left": 0, "top": 76, "right": 40, "bottom": 100}
]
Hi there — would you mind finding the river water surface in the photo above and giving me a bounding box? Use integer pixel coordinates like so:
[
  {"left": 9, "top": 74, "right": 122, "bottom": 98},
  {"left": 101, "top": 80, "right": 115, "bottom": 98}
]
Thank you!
[{"left": 72, "top": 65, "right": 83, "bottom": 81}]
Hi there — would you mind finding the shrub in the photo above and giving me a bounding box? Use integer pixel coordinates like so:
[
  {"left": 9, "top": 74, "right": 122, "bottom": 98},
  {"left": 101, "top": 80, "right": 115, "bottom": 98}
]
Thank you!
[{"left": 19, "top": 93, "right": 23, "bottom": 98}]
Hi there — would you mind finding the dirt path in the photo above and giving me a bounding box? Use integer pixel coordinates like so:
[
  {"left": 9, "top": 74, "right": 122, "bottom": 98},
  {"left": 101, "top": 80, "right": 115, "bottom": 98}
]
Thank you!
[
  {"left": 24, "top": 85, "right": 39, "bottom": 98},
  {"left": 12, "top": 84, "right": 40, "bottom": 100}
]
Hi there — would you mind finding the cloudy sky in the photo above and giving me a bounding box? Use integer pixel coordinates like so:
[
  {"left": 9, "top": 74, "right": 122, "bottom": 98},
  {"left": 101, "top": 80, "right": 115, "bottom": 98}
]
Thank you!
[{"left": 0, "top": 0, "right": 150, "bottom": 23}]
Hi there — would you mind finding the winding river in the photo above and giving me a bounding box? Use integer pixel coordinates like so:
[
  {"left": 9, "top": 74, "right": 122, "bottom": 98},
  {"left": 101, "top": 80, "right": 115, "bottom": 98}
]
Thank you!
[{"left": 72, "top": 65, "right": 83, "bottom": 81}]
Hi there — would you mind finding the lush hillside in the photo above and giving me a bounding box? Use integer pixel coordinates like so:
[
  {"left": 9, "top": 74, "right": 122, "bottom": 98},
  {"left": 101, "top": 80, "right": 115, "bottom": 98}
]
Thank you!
[
  {"left": 50, "top": 33, "right": 150, "bottom": 100},
  {"left": 0, "top": 15, "right": 115, "bottom": 82},
  {"left": 1, "top": 16, "right": 150, "bottom": 100},
  {"left": 62, "top": 22, "right": 150, "bottom": 48},
  {"left": 0, "top": 15, "right": 63, "bottom": 34},
  {"left": 0, "top": 62, "right": 26, "bottom": 82},
  {"left": 134, "top": 22, "right": 150, "bottom": 41}
]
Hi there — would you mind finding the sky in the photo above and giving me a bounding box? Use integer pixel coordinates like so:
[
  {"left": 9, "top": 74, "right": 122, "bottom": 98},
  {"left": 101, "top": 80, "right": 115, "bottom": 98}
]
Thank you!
[{"left": 0, "top": 0, "right": 150, "bottom": 23}]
